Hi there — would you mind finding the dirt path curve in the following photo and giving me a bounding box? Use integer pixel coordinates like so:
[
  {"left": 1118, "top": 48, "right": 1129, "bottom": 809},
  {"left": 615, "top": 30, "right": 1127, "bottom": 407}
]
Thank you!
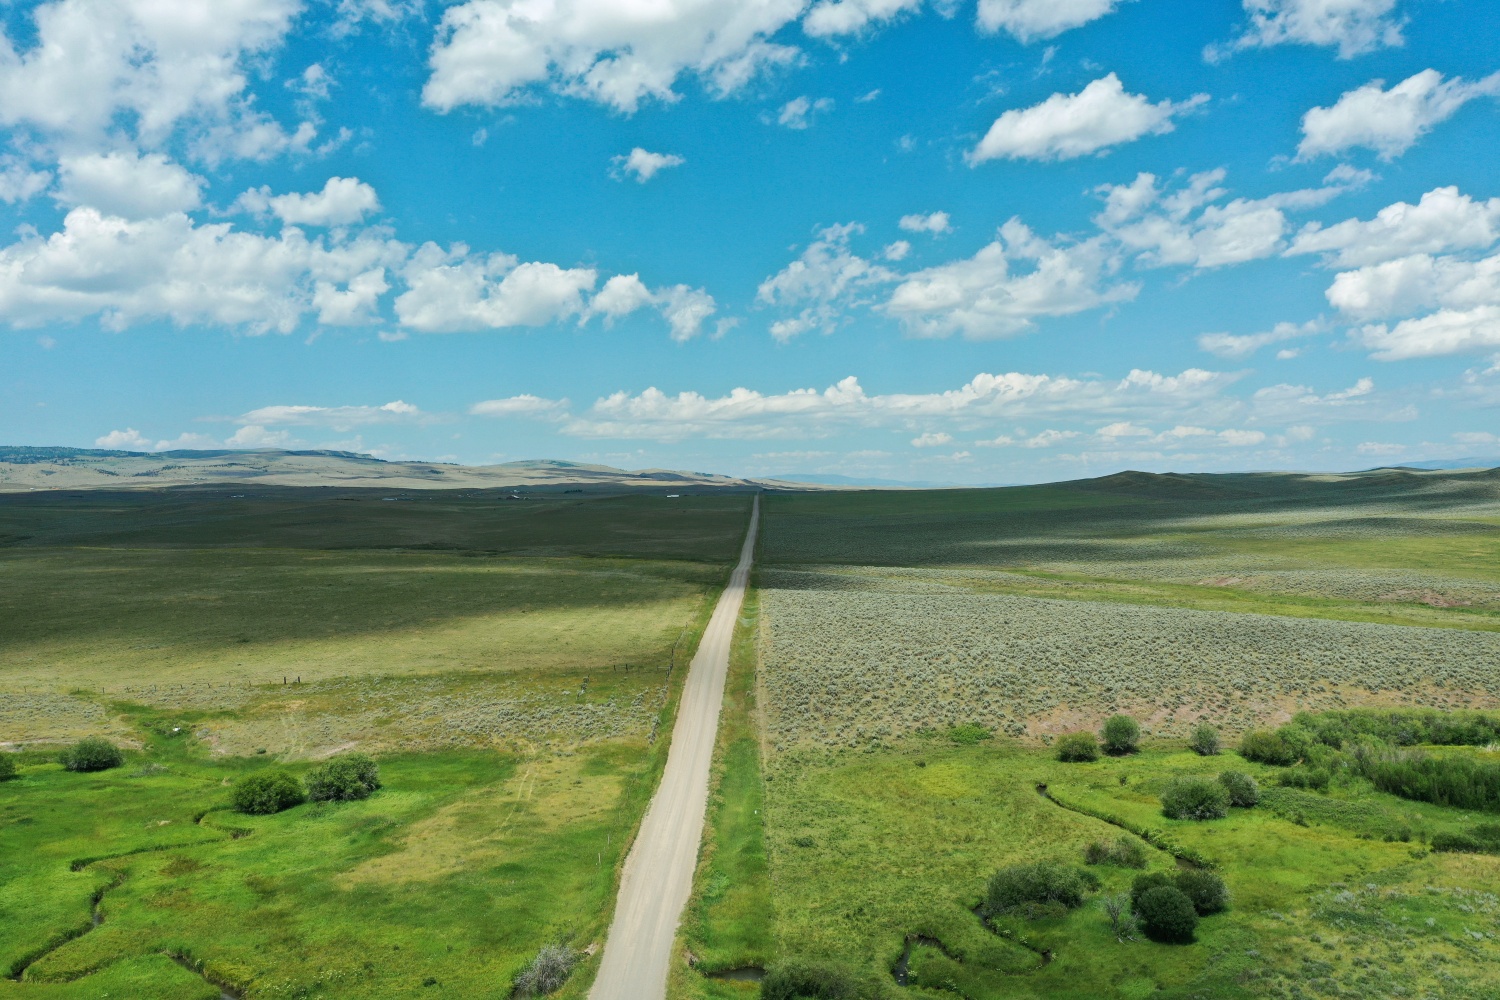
[{"left": 589, "top": 495, "right": 759, "bottom": 1000}]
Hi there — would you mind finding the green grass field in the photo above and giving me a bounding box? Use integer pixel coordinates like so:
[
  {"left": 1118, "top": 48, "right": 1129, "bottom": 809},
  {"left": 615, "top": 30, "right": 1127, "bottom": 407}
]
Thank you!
[{"left": 0, "top": 487, "right": 752, "bottom": 998}]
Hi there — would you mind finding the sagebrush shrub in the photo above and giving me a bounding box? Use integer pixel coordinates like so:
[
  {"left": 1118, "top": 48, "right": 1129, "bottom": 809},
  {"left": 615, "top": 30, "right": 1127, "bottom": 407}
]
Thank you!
[
  {"left": 1160, "top": 776, "right": 1230, "bottom": 820},
  {"left": 60, "top": 737, "right": 123, "bottom": 772},
  {"left": 232, "top": 770, "right": 305, "bottom": 815},
  {"left": 1136, "top": 886, "right": 1198, "bottom": 943},
  {"left": 1174, "top": 871, "right": 1229, "bottom": 915},
  {"left": 1218, "top": 770, "right": 1259, "bottom": 807},
  {"left": 513, "top": 944, "right": 576, "bottom": 997},
  {"left": 1239, "top": 729, "right": 1297, "bottom": 766},
  {"left": 1102, "top": 715, "right": 1141, "bottom": 755},
  {"left": 1056, "top": 732, "right": 1099, "bottom": 762},
  {"left": 0, "top": 754, "right": 15, "bottom": 781},
  {"left": 306, "top": 753, "right": 381, "bottom": 802},
  {"left": 1189, "top": 724, "right": 1221, "bottom": 756},
  {"left": 760, "top": 960, "right": 861, "bottom": 1000}
]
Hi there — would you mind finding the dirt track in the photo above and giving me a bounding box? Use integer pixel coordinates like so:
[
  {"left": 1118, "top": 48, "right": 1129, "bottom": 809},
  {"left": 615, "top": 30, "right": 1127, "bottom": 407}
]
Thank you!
[{"left": 588, "top": 496, "right": 759, "bottom": 1000}]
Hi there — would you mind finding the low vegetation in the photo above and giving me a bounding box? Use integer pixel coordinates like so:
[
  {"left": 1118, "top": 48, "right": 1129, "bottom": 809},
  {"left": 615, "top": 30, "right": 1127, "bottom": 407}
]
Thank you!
[{"left": 232, "top": 768, "right": 306, "bottom": 814}]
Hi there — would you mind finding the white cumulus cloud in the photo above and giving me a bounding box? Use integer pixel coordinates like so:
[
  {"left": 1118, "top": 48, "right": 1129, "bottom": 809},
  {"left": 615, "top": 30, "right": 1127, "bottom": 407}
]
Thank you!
[
  {"left": 423, "top": 0, "right": 805, "bottom": 114},
  {"left": 395, "top": 243, "right": 598, "bottom": 333},
  {"left": 1209, "top": 0, "right": 1406, "bottom": 61},
  {"left": 976, "top": 0, "right": 1128, "bottom": 43},
  {"left": 55, "top": 151, "right": 204, "bottom": 219},
  {"left": 1198, "top": 319, "right": 1324, "bottom": 359},
  {"left": 803, "top": 0, "right": 926, "bottom": 38},
  {"left": 1287, "top": 186, "right": 1500, "bottom": 267},
  {"left": 239, "top": 177, "right": 382, "bottom": 226},
  {"left": 775, "top": 96, "right": 834, "bottom": 130},
  {"left": 239, "top": 400, "right": 426, "bottom": 432},
  {"left": 969, "top": 74, "right": 1207, "bottom": 163},
  {"left": 612, "top": 147, "right": 685, "bottom": 183},
  {"left": 899, "top": 211, "right": 951, "bottom": 235},
  {"left": 1297, "top": 69, "right": 1500, "bottom": 161}
]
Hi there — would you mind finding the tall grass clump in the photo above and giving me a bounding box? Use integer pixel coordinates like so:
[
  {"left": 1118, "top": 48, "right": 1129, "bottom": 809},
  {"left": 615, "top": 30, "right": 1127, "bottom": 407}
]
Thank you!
[
  {"left": 1102, "top": 715, "right": 1140, "bottom": 756},
  {"left": 513, "top": 944, "right": 576, "bottom": 997},
  {"left": 306, "top": 753, "right": 381, "bottom": 802},
  {"left": 1056, "top": 732, "right": 1100, "bottom": 762},
  {"left": 0, "top": 754, "right": 15, "bottom": 781},
  {"left": 761, "top": 960, "right": 863, "bottom": 1000},
  {"left": 59, "top": 737, "right": 123, "bottom": 772},
  {"left": 987, "top": 860, "right": 1096, "bottom": 918},
  {"left": 233, "top": 769, "right": 305, "bottom": 814}
]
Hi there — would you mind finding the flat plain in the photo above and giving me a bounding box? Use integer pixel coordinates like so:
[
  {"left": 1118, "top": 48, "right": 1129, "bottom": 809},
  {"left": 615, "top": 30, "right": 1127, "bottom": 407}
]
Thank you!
[{"left": 0, "top": 487, "right": 753, "bottom": 999}]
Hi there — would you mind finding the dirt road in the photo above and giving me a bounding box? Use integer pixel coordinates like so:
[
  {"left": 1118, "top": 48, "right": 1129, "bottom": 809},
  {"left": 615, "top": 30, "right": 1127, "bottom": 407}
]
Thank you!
[{"left": 588, "top": 496, "right": 759, "bottom": 1000}]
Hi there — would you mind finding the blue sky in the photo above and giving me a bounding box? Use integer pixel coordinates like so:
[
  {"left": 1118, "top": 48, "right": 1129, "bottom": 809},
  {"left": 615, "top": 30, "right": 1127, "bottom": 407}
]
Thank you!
[{"left": 3, "top": 0, "right": 1499, "bottom": 484}]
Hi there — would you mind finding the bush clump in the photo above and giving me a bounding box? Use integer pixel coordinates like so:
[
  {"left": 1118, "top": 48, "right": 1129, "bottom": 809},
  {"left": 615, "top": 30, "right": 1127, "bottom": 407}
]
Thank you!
[
  {"left": 1056, "top": 732, "right": 1100, "bottom": 763},
  {"left": 305, "top": 753, "right": 381, "bottom": 802},
  {"left": 1278, "top": 766, "right": 1331, "bottom": 791},
  {"left": 1218, "top": 770, "right": 1259, "bottom": 807},
  {"left": 232, "top": 770, "right": 305, "bottom": 815},
  {"left": 987, "top": 860, "right": 1096, "bottom": 917},
  {"left": 59, "top": 737, "right": 124, "bottom": 772},
  {"left": 0, "top": 754, "right": 15, "bottom": 781},
  {"left": 513, "top": 944, "right": 576, "bottom": 997},
  {"left": 1431, "top": 825, "right": 1500, "bottom": 854},
  {"left": 760, "top": 960, "right": 862, "bottom": 1000},
  {"left": 1101, "top": 715, "right": 1141, "bottom": 756},
  {"left": 1239, "top": 729, "right": 1297, "bottom": 766},
  {"left": 1135, "top": 886, "right": 1198, "bottom": 943},
  {"left": 1084, "top": 835, "right": 1148, "bottom": 869},
  {"left": 1189, "top": 723, "right": 1221, "bottom": 756},
  {"left": 1160, "top": 776, "right": 1231, "bottom": 821},
  {"left": 1173, "top": 870, "right": 1229, "bottom": 915}
]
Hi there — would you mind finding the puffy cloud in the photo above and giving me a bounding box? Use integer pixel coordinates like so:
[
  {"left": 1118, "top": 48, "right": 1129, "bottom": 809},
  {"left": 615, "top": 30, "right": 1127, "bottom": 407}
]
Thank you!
[
  {"left": 0, "top": 158, "right": 51, "bottom": 204},
  {"left": 758, "top": 223, "right": 895, "bottom": 340},
  {"left": 423, "top": 0, "right": 805, "bottom": 114},
  {"left": 468, "top": 394, "right": 570, "bottom": 418},
  {"left": 884, "top": 219, "right": 1137, "bottom": 338},
  {"left": 0, "top": 207, "right": 405, "bottom": 332},
  {"left": 589, "top": 274, "right": 657, "bottom": 320},
  {"left": 1356, "top": 306, "right": 1500, "bottom": 361},
  {"left": 611, "top": 147, "right": 685, "bottom": 182},
  {"left": 0, "top": 0, "right": 304, "bottom": 148},
  {"left": 584, "top": 273, "right": 718, "bottom": 340},
  {"left": 969, "top": 74, "right": 1207, "bottom": 163},
  {"left": 240, "top": 400, "right": 426, "bottom": 431},
  {"left": 803, "top": 0, "right": 925, "bottom": 37},
  {"left": 1297, "top": 69, "right": 1500, "bottom": 161},
  {"left": 95, "top": 428, "right": 152, "bottom": 450},
  {"left": 898, "top": 211, "right": 951, "bottom": 235},
  {"left": 238, "top": 177, "right": 382, "bottom": 226},
  {"left": 394, "top": 243, "right": 598, "bottom": 333},
  {"left": 883, "top": 240, "right": 911, "bottom": 261},
  {"left": 911, "top": 431, "right": 953, "bottom": 447},
  {"left": 54, "top": 151, "right": 204, "bottom": 219},
  {"left": 1198, "top": 319, "right": 1323, "bottom": 359},
  {"left": 775, "top": 95, "right": 834, "bottom": 129},
  {"left": 976, "top": 0, "right": 1128, "bottom": 43},
  {"left": 561, "top": 367, "right": 1236, "bottom": 441},
  {"left": 1248, "top": 376, "right": 1393, "bottom": 424},
  {"left": 1209, "top": 0, "right": 1405, "bottom": 61},
  {"left": 1326, "top": 252, "right": 1500, "bottom": 321},
  {"left": 1287, "top": 187, "right": 1500, "bottom": 268},
  {"left": 1095, "top": 169, "right": 1357, "bottom": 269}
]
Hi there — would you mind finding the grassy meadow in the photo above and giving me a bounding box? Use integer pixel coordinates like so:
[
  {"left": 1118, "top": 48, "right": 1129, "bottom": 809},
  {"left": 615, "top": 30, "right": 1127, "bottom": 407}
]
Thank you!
[
  {"left": 0, "top": 487, "right": 752, "bottom": 998},
  {"left": 675, "top": 468, "right": 1500, "bottom": 999}
]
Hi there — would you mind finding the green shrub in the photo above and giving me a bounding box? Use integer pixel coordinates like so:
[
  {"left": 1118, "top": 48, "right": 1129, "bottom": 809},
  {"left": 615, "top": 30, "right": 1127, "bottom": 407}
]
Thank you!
[
  {"left": 1174, "top": 871, "right": 1229, "bottom": 915},
  {"left": 59, "top": 737, "right": 124, "bottom": 772},
  {"left": 1135, "top": 886, "right": 1198, "bottom": 943},
  {"left": 1056, "top": 732, "right": 1099, "bottom": 763},
  {"left": 1101, "top": 715, "right": 1140, "bottom": 755},
  {"left": 760, "top": 960, "right": 861, "bottom": 1000},
  {"left": 1430, "top": 824, "right": 1500, "bottom": 854},
  {"left": 1358, "top": 747, "right": 1500, "bottom": 812},
  {"left": 1189, "top": 723, "right": 1221, "bottom": 756},
  {"left": 1084, "top": 836, "right": 1147, "bottom": 868},
  {"left": 232, "top": 770, "right": 305, "bottom": 815},
  {"left": 1218, "top": 770, "right": 1259, "bottom": 807},
  {"left": 305, "top": 753, "right": 381, "bottom": 802},
  {"left": 987, "top": 860, "right": 1092, "bottom": 916},
  {"left": 513, "top": 944, "right": 576, "bottom": 997},
  {"left": 1239, "top": 729, "right": 1297, "bottom": 766},
  {"left": 0, "top": 754, "right": 15, "bottom": 781},
  {"left": 1130, "top": 872, "right": 1174, "bottom": 908},
  {"left": 947, "top": 723, "right": 992, "bottom": 745},
  {"left": 1160, "top": 776, "right": 1230, "bottom": 821},
  {"left": 1278, "top": 766, "right": 1330, "bottom": 791}
]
